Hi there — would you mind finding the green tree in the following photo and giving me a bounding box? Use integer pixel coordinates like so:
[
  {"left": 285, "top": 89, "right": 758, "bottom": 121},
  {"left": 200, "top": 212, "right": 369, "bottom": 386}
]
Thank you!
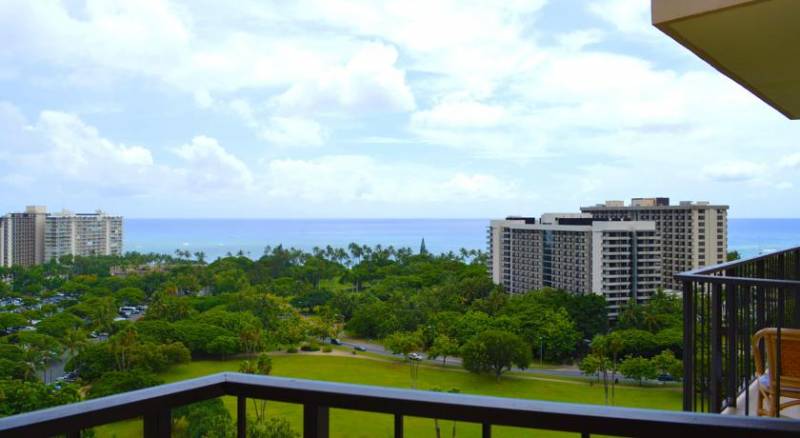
[
  {"left": 62, "top": 327, "right": 88, "bottom": 360},
  {"left": 36, "top": 312, "right": 84, "bottom": 338},
  {"left": 213, "top": 269, "right": 250, "bottom": 294},
  {"left": 578, "top": 354, "right": 604, "bottom": 383},
  {"left": 207, "top": 336, "right": 240, "bottom": 358},
  {"left": 147, "top": 292, "right": 193, "bottom": 322},
  {"left": 88, "top": 369, "right": 163, "bottom": 399},
  {"left": 727, "top": 250, "right": 741, "bottom": 261},
  {"left": 427, "top": 335, "right": 459, "bottom": 366},
  {"left": 0, "top": 379, "right": 80, "bottom": 416},
  {"left": 86, "top": 296, "right": 117, "bottom": 333},
  {"left": 173, "top": 398, "right": 234, "bottom": 438},
  {"left": 383, "top": 331, "right": 422, "bottom": 357},
  {"left": 652, "top": 349, "right": 683, "bottom": 380},
  {"left": 114, "top": 286, "right": 145, "bottom": 306},
  {"left": 239, "top": 354, "right": 273, "bottom": 425},
  {"left": 590, "top": 333, "right": 624, "bottom": 404},
  {"left": 0, "top": 313, "right": 27, "bottom": 333},
  {"left": 618, "top": 355, "right": 657, "bottom": 386},
  {"left": 247, "top": 417, "right": 299, "bottom": 438},
  {"left": 461, "top": 330, "right": 531, "bottom": 381}
]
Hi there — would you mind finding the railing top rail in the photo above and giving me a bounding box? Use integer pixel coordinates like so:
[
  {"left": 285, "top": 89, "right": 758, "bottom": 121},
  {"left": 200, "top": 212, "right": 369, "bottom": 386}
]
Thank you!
[
  {"left": 1, "top": 372, "right": 800, "bottom": 438},
  {"left": 674, "top": 274, "right": 800, "bottom": 288},
  {"left": 678, "top": 245, "right": 800, "bottom": 277}
]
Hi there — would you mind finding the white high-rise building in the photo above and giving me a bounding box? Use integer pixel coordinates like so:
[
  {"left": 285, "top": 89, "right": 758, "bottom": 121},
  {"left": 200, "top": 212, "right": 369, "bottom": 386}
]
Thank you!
[
  {"left": 488, "top": 214, "right": 661, "bottom": 319},
  {"left": 581, "top": 198, "right": 728, "bottom": 291},
  {"left": 44, "top": 210, "right": 123, "bottom": 262},
  {"left": 0, "top": 206, "right": 123, "bottom": 267}
]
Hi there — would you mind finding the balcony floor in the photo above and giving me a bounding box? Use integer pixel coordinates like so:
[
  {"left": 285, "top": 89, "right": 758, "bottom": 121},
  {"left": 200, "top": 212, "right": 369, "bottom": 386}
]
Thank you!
[{"left": 723, "top": 379, "right": 800, "bottom": 419}]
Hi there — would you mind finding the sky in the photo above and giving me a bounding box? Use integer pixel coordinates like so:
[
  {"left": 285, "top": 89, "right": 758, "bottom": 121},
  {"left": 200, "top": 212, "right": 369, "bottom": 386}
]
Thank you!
[{"left": 0, "top": 0, "right": 798, "bottom": 218}]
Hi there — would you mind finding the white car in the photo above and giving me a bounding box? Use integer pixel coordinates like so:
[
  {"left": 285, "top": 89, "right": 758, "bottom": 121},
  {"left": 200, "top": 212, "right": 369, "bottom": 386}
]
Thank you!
[{"left": 407, "top": 352, "right": 423, "bottom": 361}]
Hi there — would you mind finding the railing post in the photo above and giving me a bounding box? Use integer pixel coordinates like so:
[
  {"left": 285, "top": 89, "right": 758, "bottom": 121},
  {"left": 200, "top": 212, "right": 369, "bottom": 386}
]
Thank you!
[
  {"left": 237, "top": 396, "right": 247, "bottom": 438},
  {"left": 482, "top": 422, "right": 492, "bottom": 438},
  {"left": 394, "top": 414, "right": 403, "bottom": 438},
  {"left": 710, "top": 282, "right": 723, "bottom": 412},
  {"left": 776, "top": 288, "right": 784, "bottom": 418},
  {"left": 143, "top": 407, "right": 171, "bottom": 438},
  {"left": 757, "top": 260, "right": 766, "bottom": 330},
  {"left": 725, "top": 280, "right": 737, "bottom": 409},
  {"left": 66, "top": 431, "right": 81, "bottom": 438},
  {"left": 303, "top": 404, "right": 329, "bottom": 438},
  {"left": 682, "top": 279, "right": 694, "bottom": 411}
]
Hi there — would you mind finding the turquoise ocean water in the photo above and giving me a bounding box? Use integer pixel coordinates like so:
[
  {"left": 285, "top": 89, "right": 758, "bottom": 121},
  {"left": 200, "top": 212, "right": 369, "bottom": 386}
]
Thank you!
[{"left": 124, "top": 218, "right": 800, "bottom": 261}]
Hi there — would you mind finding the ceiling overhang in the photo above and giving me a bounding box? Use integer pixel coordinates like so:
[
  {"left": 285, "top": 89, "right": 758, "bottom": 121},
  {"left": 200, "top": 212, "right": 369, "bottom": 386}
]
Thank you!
[{"left": 652, "top": 0, "right": 800, "bottom": 119}]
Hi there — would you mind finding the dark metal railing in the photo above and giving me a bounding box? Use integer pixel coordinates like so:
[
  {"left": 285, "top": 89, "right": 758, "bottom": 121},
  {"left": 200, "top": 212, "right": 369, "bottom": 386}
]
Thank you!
[
  {"left": 676, "top": 246, "right": 800, "bottom": 415},
  {"left": 1, "top": 373, "right": 800, "bottom": 437}
]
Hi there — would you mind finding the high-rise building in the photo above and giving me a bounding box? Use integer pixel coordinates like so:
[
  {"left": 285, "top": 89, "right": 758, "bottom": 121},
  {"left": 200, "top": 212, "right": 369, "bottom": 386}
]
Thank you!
[
  {"left": 0, "top": 216, "right": 9, "bottom": 268},
  {"left": 581, "top": 198, "right": 728, "bottom": 290},
  {"left": 5, "top": 206, "right": 48, "bottom": 267},
  {"left": 0, "top": 206, "right": 123, "bottom": 267},
  {"left": 488, "top": 214, "right": 661, "bottom": 318},
  {"left": 44, "top": 210, "right": 124, "bottom": 262}
]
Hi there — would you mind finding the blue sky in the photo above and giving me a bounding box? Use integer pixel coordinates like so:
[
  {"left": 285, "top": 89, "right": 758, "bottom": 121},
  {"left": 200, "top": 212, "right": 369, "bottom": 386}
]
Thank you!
[{"left": 0, "top": 0, "right": 798, "bottom": 218}]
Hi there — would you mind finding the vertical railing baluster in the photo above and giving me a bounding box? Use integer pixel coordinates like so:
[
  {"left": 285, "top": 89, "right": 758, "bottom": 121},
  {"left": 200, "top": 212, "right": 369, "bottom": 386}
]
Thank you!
[
  {"left": 66, "top": 431, "right": 80, "bottom": 438},
  {"left": 237, "top": 396, "right": 247, "bottom": 438},
  {"left": 744, "top": 283, "right": 751, "bottom": 416},
  {"left": 303, "top": 404, "right": 329, "bottom": 438},
  {"left": 394, "top": 414, "right": 403, "bottom": 438},
  {"left": 682, "top": 279, "right": 694, "bottom": 411},
  {"left": 482, "top": 422, "right": 492, "bottom": 438},
  {"left": 725, "top": 280, "right": 737, "bottom": 408},
  {"left": 710, "top": 282, "right": 723, "bottom": 411},
  {"left": 143, "top": 408, "right": 171, "bottom": 438},
  {"left": 776, "top": 288, "right": 784, "bottom": 418}
]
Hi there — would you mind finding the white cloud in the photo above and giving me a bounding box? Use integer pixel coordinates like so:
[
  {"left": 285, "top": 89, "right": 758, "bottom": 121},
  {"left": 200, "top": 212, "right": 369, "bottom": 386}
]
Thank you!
[
  {"left": 4, "top": 1, "right": 800, "bottom": 216},
  {"left": 271, "top": 43, "right": 415, "bottom": 114},
  {"left": 411, "top": 100, "right": 508, "bottom": 129},
  {"left": 172, "top": 136, "right": 254, "bottom": 191},
  {"left": 0, "top": 103, "right": 250, "bottom": 199},
  {"left": 259, "top": 117, "right": 326, "bottom": 148},
  {"left": 703, "top": 161, "right": 766, "bottom": 182},
  {"left": 263, "top": 155, "right": 520, "bottom": 203},
  {"left": 780, "top": 153, "right": 800, "bottom": 169},
  {"left": 588, "top": 0, "right": 652, "bottom": 35}
]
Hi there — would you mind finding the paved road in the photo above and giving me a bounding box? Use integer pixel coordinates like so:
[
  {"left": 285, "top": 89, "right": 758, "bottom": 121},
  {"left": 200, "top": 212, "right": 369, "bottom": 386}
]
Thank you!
[
  {"left": 41, "top": 313, "right": 142, "bottom": 384},
  {"left": 339, "top": 337, "right": 587, "bottom": 378},
  {"left": 337, "top": 337, "right": 677, "bottom": 386}
]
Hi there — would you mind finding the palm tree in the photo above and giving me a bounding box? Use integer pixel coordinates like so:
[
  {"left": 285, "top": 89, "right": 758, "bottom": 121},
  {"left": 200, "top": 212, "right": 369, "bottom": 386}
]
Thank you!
[
  {"left": 62, "top": 327, "right": 87, "bottom": 360},
  {"left": 348, "top": 243, "right": 363, "bottom": 264},
  {"left": 239, "top": 354, "right": 272, "bottom": 423}
]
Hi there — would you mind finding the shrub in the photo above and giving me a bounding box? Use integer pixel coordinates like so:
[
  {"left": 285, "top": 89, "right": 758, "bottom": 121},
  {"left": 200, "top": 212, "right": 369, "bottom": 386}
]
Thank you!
[
  {"left": 88, "top": 370, "right": 163, "bottom": 399},
  {"left": 286, "top": 346, "right": 298, "bottom": 353},
  {"left": 322, "top": 346, "right": 332, "bottom": 353},
  {"left": 300, "top": 342, "right": 320, "bottom": 352}
]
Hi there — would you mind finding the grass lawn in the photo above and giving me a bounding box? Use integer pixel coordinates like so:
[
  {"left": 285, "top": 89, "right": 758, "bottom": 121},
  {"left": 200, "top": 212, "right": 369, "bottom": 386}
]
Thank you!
[{"left": 95, "top": 352, "right": 680, "bottom": 437}]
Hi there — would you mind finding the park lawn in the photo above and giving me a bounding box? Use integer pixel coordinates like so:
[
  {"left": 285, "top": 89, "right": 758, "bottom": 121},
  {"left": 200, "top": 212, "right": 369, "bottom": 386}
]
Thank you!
[{"left": 95, "top": 353, "right": 681, "bottom": 437}]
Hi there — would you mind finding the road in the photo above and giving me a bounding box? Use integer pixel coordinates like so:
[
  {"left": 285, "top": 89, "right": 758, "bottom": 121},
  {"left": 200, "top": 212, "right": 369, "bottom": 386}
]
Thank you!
[
  {"left": 339, "top": 337, "right": 588, "bottom": 379},
  {"left": 337, "top": 337, "right": 677, "bottom": 386},
  {"left": 41, "top": 313, "right": 143, "bottom": 384}
]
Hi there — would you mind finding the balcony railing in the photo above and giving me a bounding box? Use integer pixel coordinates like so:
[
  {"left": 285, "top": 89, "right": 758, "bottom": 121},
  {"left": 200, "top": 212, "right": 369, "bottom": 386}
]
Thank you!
[
  {"left": 1, "top": 372, "right": 800, "bottom": 437},
  {"left": 677, "top": 246, "right": 800, "bottom": 415}
]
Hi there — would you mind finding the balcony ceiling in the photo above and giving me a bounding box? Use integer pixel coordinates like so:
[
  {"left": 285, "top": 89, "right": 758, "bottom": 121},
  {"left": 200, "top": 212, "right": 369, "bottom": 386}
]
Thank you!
[{"left": 652, "top": 0, "right": 800, "bottom": 119}]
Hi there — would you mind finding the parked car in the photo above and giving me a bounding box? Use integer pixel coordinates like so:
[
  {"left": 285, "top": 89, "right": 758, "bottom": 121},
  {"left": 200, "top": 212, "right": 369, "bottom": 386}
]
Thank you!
[
  {"left": 407, "top": 352, "right": 423, "bottom": 361},
  {"left": 657, "top": 374, "right": 674, "bottom": 382},
  {"left": 330, "top": 338, "right": 342, "bottom": 345},
  {"left": 354, "top": 345, "right": 367, "bottom": 352}
]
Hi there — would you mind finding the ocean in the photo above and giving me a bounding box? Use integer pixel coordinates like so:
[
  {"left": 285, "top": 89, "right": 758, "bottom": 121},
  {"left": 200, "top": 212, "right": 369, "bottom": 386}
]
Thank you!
[{"left": 124, "top": 218, "right": 800, "bottom": 261}]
